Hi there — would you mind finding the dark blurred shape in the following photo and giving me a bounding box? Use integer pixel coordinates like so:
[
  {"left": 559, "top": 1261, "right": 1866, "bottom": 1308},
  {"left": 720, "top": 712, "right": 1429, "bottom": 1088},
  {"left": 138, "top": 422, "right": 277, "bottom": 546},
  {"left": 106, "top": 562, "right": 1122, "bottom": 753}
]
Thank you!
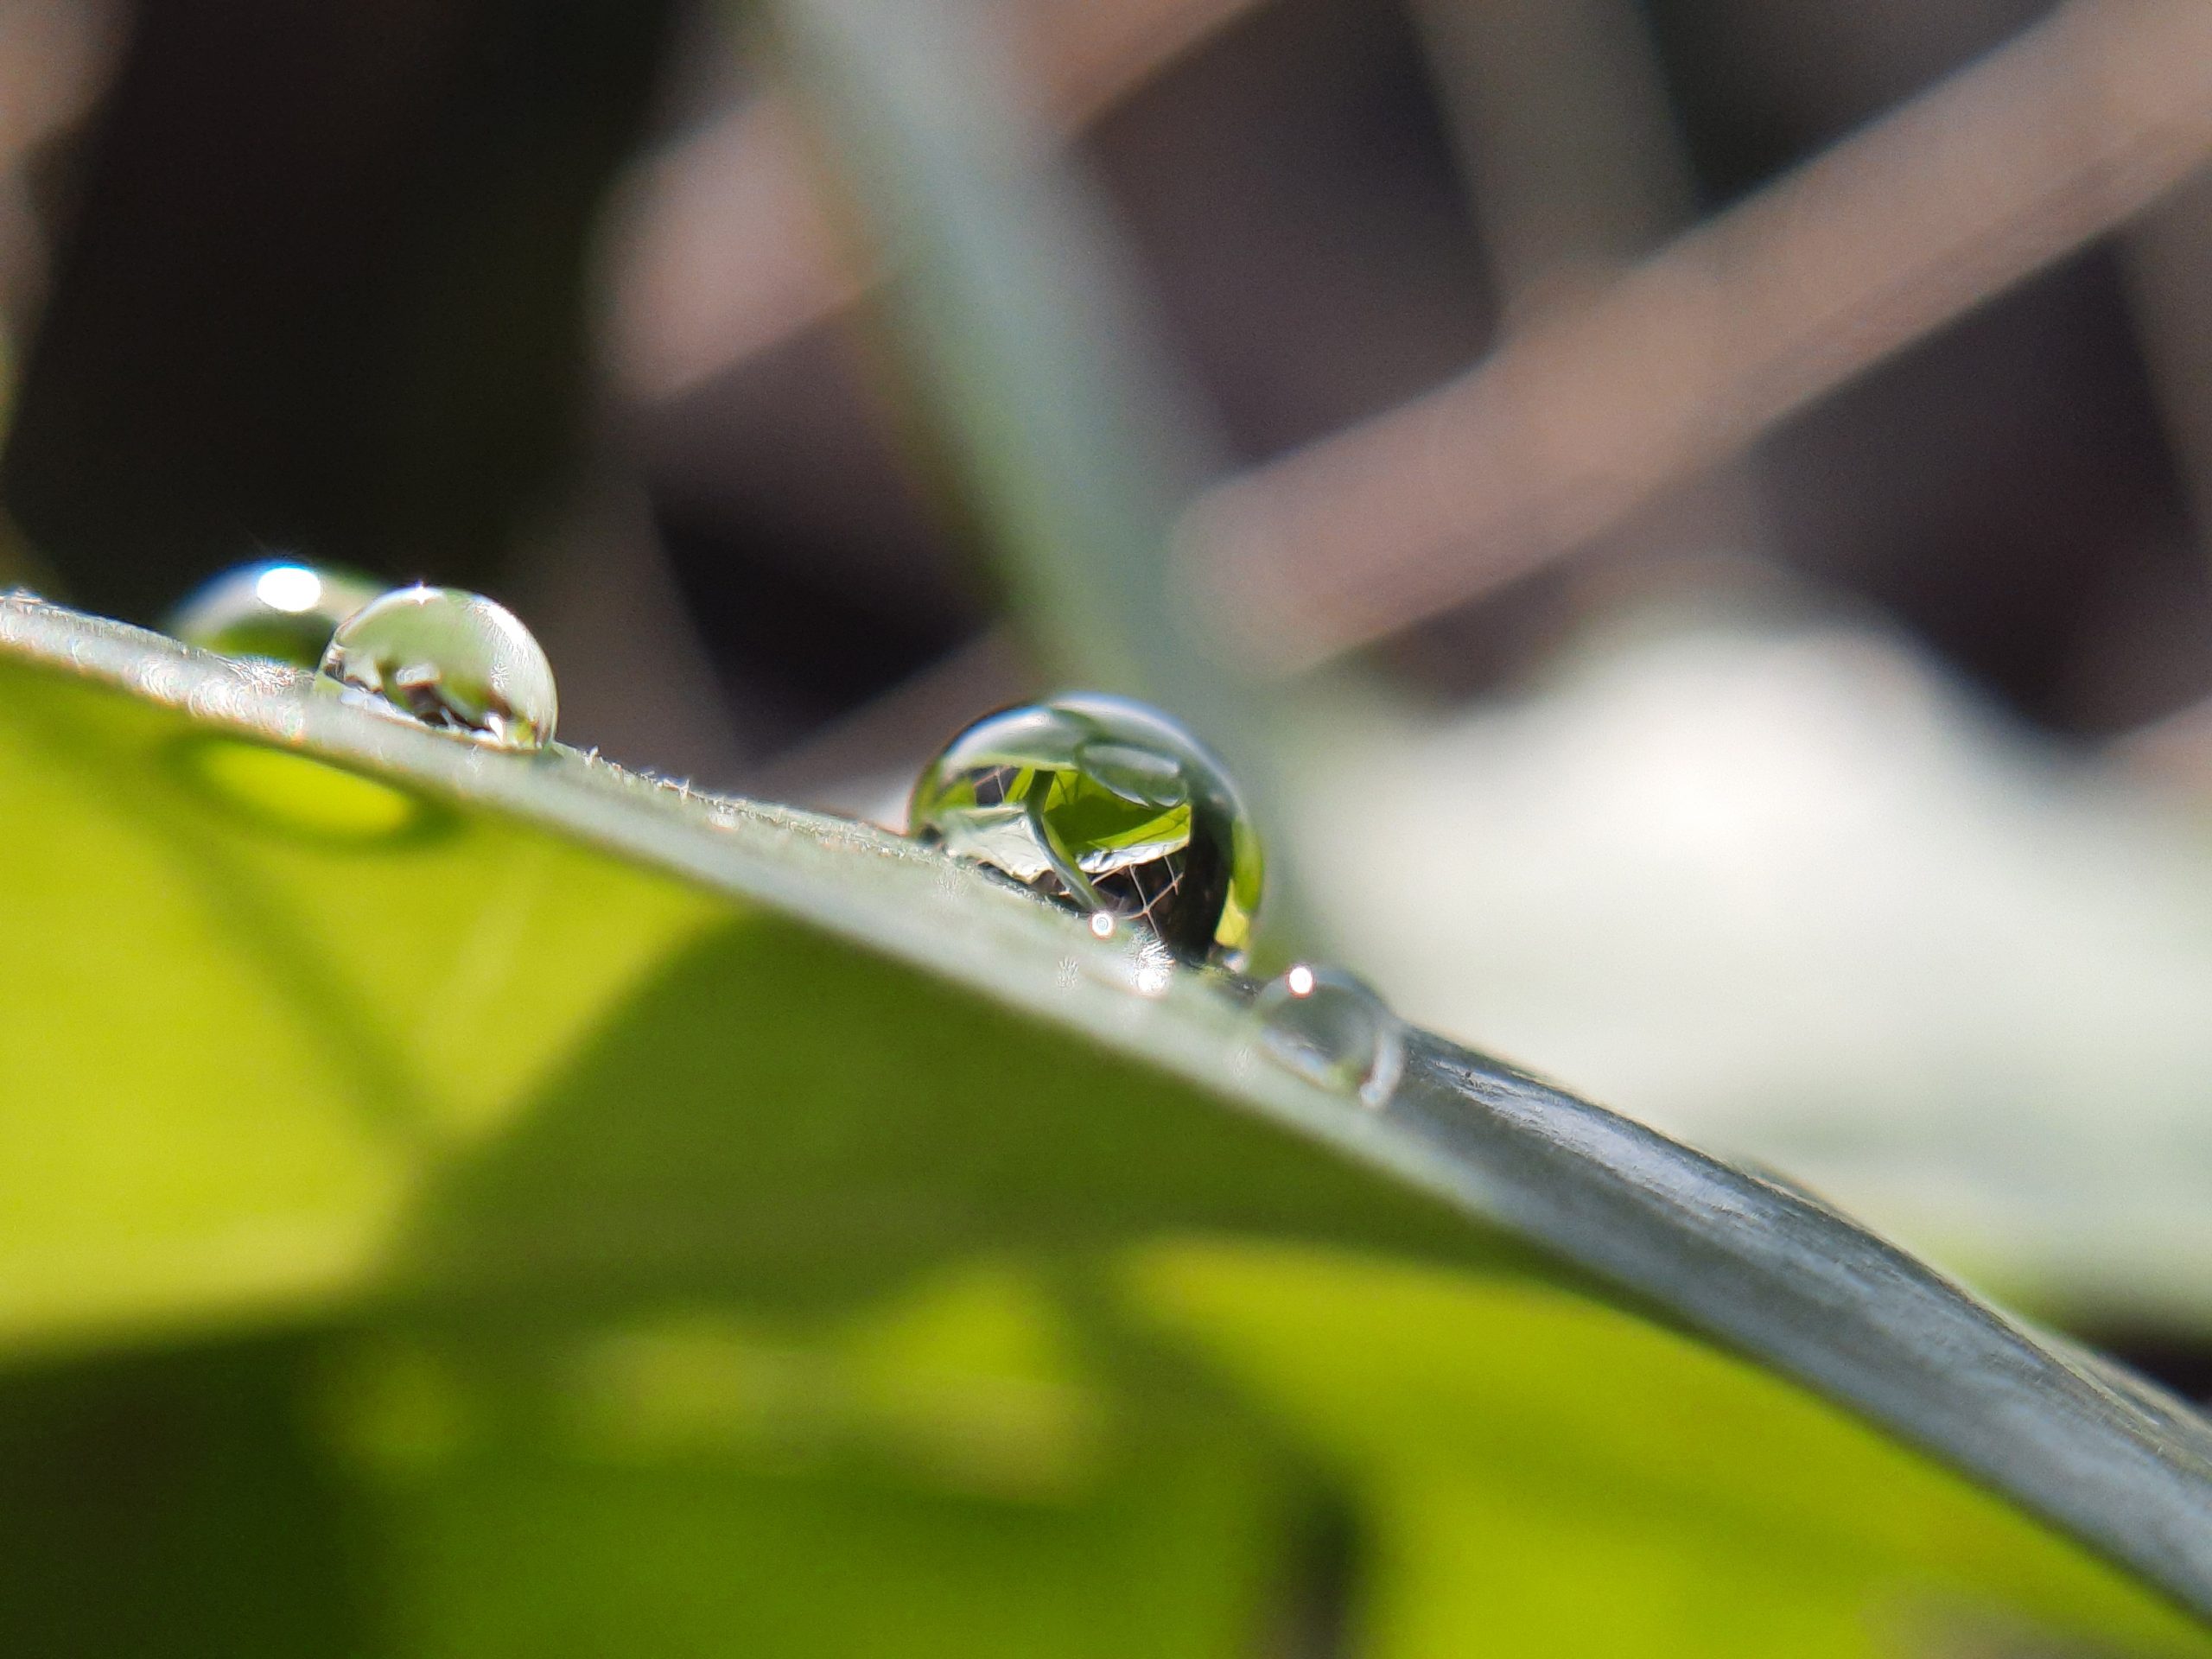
[
  {"left": 2100, "top": 1337, "right": 2212, "bottom": 1407},
  {"left": 1254, "top": 1492, "right": 1361, "bottom": 1659},
  {"left": 1084, "top": 0, "right": 1495, "bottom": 461},
  {"left": 0, "top": 1336, "right": 365, "bottom": 1657},
  {"left": 2, "top": 0, "right": 677, "bottom": 622},
  {"left": 1763, "top": 245, "right": 2212, "bottom": 734},
  {"left": 1643, "top": 0, "right": 2050, "bottom": 208},
  {"left": 639, "top": 325, "right": 993, "bottom": 752}
]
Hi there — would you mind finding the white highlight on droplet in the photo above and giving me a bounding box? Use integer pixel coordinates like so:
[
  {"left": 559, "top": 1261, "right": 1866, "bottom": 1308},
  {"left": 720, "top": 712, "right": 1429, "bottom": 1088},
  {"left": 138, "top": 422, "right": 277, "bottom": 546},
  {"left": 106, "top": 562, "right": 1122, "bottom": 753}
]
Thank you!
[
  {"left": 1286, "top": 963, "right": 1317, "bottom": 997},
  {"left": 1131, "top": 938, "right": 1175, "bottom": 998},
  {"left": 254, "top": 564, "right": 324, "bottom": 614}
]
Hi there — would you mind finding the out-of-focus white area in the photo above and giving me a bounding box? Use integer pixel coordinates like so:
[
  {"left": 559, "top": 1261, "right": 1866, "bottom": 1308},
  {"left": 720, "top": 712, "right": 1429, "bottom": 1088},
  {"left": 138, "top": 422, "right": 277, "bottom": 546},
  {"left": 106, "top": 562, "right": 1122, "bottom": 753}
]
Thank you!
[{"left": 1294, "top": 598, "right": 2212, "bottom": 1325}]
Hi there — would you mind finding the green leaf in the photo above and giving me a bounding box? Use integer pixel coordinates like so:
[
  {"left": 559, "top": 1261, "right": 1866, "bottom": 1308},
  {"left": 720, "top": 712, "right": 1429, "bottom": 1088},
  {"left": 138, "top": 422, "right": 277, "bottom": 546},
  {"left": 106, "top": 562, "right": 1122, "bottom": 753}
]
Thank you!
[
  {"left": 315, "top": 1268, "right": 1296, "bottom": 1659},
  {"left": 1132, "top": 1242, "right": 2210, "bottom": 1656},
  {"left": 2, "top": 597, "right": 2209, "bottom": 1653}
]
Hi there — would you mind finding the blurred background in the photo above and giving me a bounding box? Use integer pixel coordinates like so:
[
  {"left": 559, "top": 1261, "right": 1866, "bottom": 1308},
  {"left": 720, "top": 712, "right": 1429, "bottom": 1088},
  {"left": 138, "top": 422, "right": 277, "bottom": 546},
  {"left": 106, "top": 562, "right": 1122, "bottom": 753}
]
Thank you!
[{"left": 4, "top": 0, "right": 2212, "bottom": 1391}]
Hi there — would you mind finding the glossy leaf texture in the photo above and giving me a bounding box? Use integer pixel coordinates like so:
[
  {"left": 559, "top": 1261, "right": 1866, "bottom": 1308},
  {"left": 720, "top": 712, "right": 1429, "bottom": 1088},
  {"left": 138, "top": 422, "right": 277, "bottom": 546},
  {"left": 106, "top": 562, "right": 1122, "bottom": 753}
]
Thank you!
[{"left": 1, "top": 597, "right": 2209, "bottom": 1657}]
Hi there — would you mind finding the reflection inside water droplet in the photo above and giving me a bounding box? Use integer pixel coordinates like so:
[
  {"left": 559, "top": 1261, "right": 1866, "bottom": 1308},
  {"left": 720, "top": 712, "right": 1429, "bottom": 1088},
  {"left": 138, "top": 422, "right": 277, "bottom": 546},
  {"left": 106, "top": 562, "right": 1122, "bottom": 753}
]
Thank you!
[
  {"left": 319, "top": 584, "right": 557, "bottom": 752},
  {"left": 1251, "top": 965, "right": 1403, "bottom": 1107},
  {"left": 169, "top": 558, "right": 383, "bottom": 669},
  {"left": 908, "top": 693, "right": 1262, "bottom": 968}
]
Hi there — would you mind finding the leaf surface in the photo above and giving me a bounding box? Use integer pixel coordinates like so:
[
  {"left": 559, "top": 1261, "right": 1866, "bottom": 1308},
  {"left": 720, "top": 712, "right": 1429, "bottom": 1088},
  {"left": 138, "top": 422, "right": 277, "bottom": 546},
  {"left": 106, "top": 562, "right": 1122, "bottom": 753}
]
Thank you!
[{"left": 2, "top": 598, "right": 2209, "bottom": 1653}]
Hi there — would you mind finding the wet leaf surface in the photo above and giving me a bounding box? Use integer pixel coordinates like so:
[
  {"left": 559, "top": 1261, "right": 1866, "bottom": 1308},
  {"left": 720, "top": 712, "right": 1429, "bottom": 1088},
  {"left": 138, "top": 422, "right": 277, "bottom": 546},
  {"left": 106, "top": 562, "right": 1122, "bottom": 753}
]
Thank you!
[{"left": 2, "top": 599, "right": 2208, "bottom": 1655}]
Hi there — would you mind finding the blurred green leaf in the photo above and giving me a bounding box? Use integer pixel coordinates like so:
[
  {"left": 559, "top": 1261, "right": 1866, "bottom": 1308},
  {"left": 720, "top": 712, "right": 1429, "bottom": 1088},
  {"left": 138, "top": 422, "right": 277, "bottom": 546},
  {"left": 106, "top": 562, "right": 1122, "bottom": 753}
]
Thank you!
[
  {"left": 765, "top": 0, "right": 1213, "bottom": 702},
  {"left": 1135, "top": 1242, "right": 2209, "bottom": 1656},
  {"left": 2, "top": 600, "right": 2210, "bottom": 1654},
  {"left": 316, "top": 1268, "right": 1294, "bottom": 1659}
]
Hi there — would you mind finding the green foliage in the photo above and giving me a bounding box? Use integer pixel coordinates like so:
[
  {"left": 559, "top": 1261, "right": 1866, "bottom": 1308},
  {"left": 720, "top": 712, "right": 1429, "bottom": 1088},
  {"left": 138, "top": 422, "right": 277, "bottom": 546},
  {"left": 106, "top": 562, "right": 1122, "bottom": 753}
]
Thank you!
[{"left": 2, "top": 600, "right": 2209, "bottom": 1655}]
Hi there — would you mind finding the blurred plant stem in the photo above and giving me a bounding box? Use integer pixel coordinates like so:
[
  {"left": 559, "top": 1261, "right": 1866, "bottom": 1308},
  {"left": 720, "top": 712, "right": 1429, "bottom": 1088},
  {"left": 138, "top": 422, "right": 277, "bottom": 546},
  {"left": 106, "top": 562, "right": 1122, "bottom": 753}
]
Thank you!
[
  {"left": 1404, "top": 0, "right": 1772, "bottom": 607},
  {"left": 763, "top": 0, "right": 1319, "bottom": 961},
  {"left": 1186, "top": 0, "right": 2212, "bottom": 671},
  {"left": 1406, "top": 0, "right": 1689, "bottom": 308},
  {"left": 0, "top": 0, "right": 124, "bottom": 597},
  {"left": 613, "top": 0, "right": 1263, "bottom": 404},
  {"left": 2123, "top": 165, "right": 2212, "bottom": 573}
]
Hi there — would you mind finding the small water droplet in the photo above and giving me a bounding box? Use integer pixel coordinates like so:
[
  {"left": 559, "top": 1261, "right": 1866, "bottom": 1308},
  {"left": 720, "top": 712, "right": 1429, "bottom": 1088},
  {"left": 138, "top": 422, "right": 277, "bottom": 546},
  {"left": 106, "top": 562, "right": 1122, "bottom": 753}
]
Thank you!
[
  {"left": 908, "top": 693, "right": 1262, "bottom": 968},
  {"left": 1251, "top": 965, "right": 1403, "bottom": 1107},
  {"left": 169, "top": 559, "right": 383, "bottom": 669},
  {"left": 319, "top": 585, "right": 557, "bottom": 752}
]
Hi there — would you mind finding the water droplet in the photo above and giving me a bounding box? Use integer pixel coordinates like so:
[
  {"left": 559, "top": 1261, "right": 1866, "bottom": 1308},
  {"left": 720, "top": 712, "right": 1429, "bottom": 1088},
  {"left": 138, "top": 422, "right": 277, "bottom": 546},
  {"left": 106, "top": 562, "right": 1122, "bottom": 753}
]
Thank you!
[
  {"left": 319, "top": 584, "right": 557, "bottom": 752},
  {"left": 909, "top": 694, "right": 1262, "bottom": 967},
  {"left": 169, "top": 559, "right": 383, "bottom": 669},
  {"left": 1251, "top": 965, "right": 1403, "bottom": 1107}
]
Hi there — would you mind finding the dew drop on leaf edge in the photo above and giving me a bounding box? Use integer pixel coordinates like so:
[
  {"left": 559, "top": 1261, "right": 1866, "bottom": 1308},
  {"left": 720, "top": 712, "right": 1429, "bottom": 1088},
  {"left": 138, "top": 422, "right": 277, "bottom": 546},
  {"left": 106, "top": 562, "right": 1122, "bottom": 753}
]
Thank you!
[
  {"left": 1251, "top": 964, "right": 1404, "bottom": 1108},
  {"left": 318, "top": 584, "right": 557, "bottom": 753},
  {"left": 908, "top": 693, "right": 1262, "bottom": 969},
  {"left": 169, "top": 558, "right": 385, "bottom": 670}
]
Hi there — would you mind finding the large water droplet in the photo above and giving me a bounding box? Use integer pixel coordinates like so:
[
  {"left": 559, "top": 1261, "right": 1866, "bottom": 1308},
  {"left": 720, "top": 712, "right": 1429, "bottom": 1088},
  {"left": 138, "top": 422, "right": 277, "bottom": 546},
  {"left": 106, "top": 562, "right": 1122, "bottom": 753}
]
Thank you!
[
  {"left": 909, "top": 694, "right": 1262, "bottom": 967},
  {"left": 1251, "top": 964, "right": 1403, "bottom": 1107},
  {"left": 319, "top": 585, "right": 557, "bottom": 752},
  {"left": 170, "top": 559, "right": 383, "bottom": 669}
]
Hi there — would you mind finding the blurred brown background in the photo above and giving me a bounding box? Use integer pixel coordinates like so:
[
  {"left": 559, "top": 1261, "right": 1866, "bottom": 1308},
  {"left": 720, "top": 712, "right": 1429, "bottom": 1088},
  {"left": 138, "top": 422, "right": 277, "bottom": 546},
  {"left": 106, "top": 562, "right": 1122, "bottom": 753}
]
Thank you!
[{"left": 14, "top": 0, "right": 2212, "bottom": 749}]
